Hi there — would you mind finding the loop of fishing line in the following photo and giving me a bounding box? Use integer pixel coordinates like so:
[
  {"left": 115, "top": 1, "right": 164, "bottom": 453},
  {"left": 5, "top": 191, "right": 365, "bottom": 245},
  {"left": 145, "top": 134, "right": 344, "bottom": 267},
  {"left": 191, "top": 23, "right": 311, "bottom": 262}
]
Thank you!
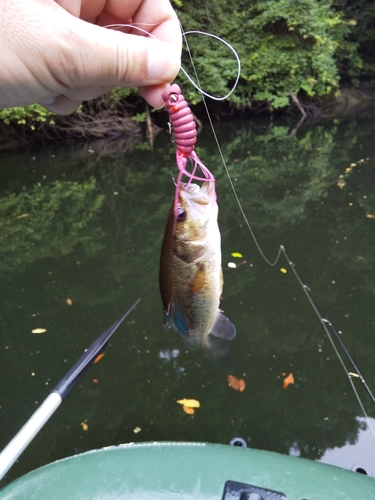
[
  {"left": 104, "top": 23, "right": 241, "bottom": 103},
  {"left": 180, "top": 30, "right": 241, "bottom": 101}
]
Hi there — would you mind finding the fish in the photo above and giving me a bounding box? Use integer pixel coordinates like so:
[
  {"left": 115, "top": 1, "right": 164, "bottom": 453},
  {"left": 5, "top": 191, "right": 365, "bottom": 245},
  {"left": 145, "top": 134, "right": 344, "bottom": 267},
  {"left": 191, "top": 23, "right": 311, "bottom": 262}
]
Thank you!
[{"left": 159, "top": 180, "right": 236, "bottom": 352}]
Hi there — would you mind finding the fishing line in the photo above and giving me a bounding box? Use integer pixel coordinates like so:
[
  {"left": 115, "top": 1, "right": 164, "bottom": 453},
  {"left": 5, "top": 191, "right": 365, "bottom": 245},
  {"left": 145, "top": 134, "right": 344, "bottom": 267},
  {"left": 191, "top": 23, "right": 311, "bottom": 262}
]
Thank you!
[
  {"left": 179, "top": 31, "right": 241, "bottom": 101},
  {"left": 104, "top": 24, "right": 241, "bottom": 101},
  {"left": 281, "top": 246, "right": 375, "bottom": 437},
  {"left": 179, "top": 25, "right": 375, "bottom": 447},
  {"left": 106, "top": 21, "right": 375, "bottom": 424},
  {"left": 180, "top": 28, "right": 282, "bottom": 266},
  {"left": 281, "top": 247, "right": 375, "bottom": 402}
]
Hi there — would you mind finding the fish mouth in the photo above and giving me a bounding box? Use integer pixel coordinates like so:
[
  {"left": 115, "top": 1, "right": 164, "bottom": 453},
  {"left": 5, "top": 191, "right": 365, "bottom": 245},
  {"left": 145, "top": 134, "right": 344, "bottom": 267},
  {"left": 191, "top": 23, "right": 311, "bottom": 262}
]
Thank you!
[{"left": 181, "top": 181, "right": 216, "bottom": 204}]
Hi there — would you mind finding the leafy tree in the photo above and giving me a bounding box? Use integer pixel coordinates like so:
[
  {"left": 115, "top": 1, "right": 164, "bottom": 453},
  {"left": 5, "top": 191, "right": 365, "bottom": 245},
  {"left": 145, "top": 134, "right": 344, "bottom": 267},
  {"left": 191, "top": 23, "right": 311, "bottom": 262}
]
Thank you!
[
  {"left": 0, "top": 104, "right": 55, "bottom": 129},
  {"left": 333, "top": 0, "right": 375, "bottom": 77},
  {"left": 0, "top": 0, "right": 374, "bottom": 133},
  {"left": 175, "top": 0, "right": 358, "bottom": 109}
]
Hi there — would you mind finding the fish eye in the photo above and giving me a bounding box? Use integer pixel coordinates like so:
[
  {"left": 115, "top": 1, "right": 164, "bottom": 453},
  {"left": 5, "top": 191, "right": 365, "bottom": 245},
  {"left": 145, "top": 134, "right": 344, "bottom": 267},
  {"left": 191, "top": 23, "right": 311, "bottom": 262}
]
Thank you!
[{"left": 176, "top": 207, "right": 186, "bottom": 222}]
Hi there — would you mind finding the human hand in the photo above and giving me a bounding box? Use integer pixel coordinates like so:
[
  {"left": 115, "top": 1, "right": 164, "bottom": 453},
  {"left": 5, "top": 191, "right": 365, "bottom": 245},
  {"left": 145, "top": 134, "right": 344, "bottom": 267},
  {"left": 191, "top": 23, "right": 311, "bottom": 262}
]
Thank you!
[{"left": 0, "top": 0, "right": 182, "bottom": 114}]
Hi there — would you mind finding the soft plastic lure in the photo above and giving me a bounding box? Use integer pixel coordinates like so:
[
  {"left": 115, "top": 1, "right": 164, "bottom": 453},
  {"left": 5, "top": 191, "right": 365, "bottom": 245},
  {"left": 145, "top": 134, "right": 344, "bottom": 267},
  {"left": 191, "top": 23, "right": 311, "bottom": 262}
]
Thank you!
[{"left": 162, "top": 84, "right": 216, "bottom": 225}]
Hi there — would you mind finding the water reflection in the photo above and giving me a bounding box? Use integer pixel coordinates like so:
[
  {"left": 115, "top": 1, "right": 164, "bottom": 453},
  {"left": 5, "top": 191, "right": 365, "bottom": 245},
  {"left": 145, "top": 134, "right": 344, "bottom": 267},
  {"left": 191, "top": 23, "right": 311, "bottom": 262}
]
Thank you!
[
  {"left": 158, "top": 349, "right": 185, "bottom": 374},
  {"left": 1, "top": 115, "right": 375, "bottom": 485},
  {"left": 319, "top": 417, "right": 375, "bottom": 477}
]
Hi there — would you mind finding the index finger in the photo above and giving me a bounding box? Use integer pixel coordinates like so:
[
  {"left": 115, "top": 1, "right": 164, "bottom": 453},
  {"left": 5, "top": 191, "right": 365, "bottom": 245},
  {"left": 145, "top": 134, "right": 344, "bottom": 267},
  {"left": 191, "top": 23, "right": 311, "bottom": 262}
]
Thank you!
[{"left": 87, "top": 0, "right": 182, "bottom": 48}]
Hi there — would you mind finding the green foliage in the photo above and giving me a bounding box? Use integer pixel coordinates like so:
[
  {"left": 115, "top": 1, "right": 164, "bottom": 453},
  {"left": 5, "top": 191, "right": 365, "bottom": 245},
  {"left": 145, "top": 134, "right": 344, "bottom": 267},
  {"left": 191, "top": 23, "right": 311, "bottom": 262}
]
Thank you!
[
  {"left": 108, "top": 87, "right": 136, "bottom": 107},
  {"left": 175, "top": 0, "right": 361, "bottom": 109},
  {"left": 333, "top": 0, "right": 375, "bottom": 76},
  {"left": 131, "top": 112, "right": 147, "bottom": 123},
  {"left": 0, "top": 104, "right": 55, "bottom": 128}
]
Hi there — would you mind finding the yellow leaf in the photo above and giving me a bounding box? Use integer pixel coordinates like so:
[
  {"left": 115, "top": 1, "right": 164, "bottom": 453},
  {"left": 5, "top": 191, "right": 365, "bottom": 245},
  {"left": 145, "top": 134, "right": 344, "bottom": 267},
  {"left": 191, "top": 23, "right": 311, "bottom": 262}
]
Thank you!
[
  {"left": 280, "top": 268, "right": 287, "bottom": 274},
  {"left": 231, "top": 252, "right": 243, "bottom": 258},
  {"left": 80, "top": 422, "right": 89, "bottom": 431},
  {"left": 32, "top": 328, "right": 47, "bottom": 334},
  {"left": 182, "top": 405, "right": 195, "bottom": 415},
  {"left": 176, "top": 398, "right": 200, "bottom": 408},
  {"left": 93, "top": 352, "right": 105, "bottom": 364},
  {"left": 66, "top": 298, "right": 73, "bottom": 305}
]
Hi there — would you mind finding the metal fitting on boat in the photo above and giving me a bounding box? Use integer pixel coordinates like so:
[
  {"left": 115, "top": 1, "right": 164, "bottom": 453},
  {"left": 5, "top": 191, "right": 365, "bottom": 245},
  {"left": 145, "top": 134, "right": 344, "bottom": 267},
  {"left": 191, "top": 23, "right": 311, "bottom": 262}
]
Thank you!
[{"left": 229, "top": 437, "right": 247, "bottom": 448}]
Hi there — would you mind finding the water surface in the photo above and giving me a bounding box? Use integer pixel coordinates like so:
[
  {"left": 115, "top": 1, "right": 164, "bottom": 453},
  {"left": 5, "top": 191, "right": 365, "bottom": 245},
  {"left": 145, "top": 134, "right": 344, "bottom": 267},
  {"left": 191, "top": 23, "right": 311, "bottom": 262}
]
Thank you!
[{"left": 1, "top": 114, "right": 375, "bottom": 484}]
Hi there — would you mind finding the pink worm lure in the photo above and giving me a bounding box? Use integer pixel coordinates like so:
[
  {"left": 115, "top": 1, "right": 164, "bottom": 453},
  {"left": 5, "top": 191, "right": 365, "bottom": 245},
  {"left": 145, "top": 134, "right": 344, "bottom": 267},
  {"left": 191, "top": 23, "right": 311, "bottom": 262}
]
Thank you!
[{"left": 162, "top": 84, "right": 216, "bottom": 226}]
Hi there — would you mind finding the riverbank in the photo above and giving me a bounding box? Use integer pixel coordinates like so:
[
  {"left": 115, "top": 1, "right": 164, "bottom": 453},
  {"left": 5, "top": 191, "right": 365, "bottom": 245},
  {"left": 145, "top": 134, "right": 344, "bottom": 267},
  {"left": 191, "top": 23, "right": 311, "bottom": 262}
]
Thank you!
[
  {"left": 322, "top": 82, "right": 375, "bottom": 118},
  {"left": 1, "top": 82, "right": 375, "bottom": 152}
]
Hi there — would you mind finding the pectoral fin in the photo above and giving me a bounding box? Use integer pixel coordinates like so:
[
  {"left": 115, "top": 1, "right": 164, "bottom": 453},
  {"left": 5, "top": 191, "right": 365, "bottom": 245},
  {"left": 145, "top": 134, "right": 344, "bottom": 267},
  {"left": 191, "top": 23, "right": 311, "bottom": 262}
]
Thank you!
[
  {"left": 165, "top": 300, "right": 189, "bottom": 338},
  {"left": 210, "top": 311, "right": 236, "bottom": 341},
  {"left": 163, "top": 313, "right": 171, "bottom": 331}
]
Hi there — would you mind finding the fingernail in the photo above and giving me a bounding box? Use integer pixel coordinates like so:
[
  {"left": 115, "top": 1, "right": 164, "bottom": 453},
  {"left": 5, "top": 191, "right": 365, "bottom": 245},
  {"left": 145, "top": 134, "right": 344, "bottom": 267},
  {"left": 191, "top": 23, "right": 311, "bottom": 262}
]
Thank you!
[
  {"left": 147, "top": 45, "right": 180, "bottom": 81},
  {"left": 40, "top": 98, "right": 56, "bottom": 106}
]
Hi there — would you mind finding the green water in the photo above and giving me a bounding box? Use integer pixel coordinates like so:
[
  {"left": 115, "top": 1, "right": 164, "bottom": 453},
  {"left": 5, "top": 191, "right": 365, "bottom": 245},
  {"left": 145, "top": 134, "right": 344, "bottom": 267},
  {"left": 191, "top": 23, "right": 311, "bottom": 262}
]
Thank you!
[{"left": 1, "top": 114, "right": 375, "bottom": 484}]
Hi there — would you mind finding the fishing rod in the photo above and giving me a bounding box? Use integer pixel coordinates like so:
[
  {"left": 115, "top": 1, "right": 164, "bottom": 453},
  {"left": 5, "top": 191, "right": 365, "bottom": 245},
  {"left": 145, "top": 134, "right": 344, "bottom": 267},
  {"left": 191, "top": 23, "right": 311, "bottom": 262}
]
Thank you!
[
  {"left": 280, "top": 246, "right": 375, "bottom": 405},
  {"left": 0, "top": 298, "right": 141, "bottom": 481}
]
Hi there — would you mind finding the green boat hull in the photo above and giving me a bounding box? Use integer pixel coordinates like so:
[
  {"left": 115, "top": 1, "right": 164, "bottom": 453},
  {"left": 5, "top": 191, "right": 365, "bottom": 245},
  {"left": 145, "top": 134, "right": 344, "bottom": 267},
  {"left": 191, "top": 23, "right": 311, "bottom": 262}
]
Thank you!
[{"left": 1, "top": 442, "right": 374, "bottom": 499}]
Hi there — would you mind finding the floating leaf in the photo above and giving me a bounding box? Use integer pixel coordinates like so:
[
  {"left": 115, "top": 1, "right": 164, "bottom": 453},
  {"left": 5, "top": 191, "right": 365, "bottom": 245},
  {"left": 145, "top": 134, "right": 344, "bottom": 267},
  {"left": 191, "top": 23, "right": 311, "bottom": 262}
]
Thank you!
[
  {"left": 80, "top": 422, "right": 89, "bottom": 431},
  {"left": 133, "top": 426, "right": 142, "bottom": 433},
  {"left": 93, "top": 379, "right": 99, "bottom": 384},
  {"left": 227, "top": 262, "right": 237, "bottom": 268},
  {"left": 93, "top": 352, "right": 105, "bottom": 364},
  {"left": 280, "top": 268, "right": 287, "bottom": 274},
  {"left": 32, "top": 328, "right": 47, "bottom": 334},
  {"left": 283, "top": 373, "right": 295, "bottom": 389},
  {"left": 337, "top": 175, "right": 346, "bottom": 189},
  {"left": 177, "top": 398, "right": 200, "bottom": 408},
  {"left": 366, "top": 214, "right": 375, "bottom": 219},
  {"left": 182, "top": 405, "right": 195, "bottom": 415},
  {"left": 238, "top": 379, "right": 246, "bottom": 392},
  {"left": 231, "top": 252, "right": 243, "bottom": 258},
  {"left": 228, "top": 375, "right": 246, "bottom": 392},
  {"left": 16, "top": 213, "right": 29, "bottom": 219},
  {"left": 66, "top": 298, "right": 73, "bottom": 305}
]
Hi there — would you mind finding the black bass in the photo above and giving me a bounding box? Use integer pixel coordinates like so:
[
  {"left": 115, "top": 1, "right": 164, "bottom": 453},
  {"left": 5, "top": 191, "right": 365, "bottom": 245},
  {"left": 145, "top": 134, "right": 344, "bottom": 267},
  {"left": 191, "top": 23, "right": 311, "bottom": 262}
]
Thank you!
[{"left": 159, "top": 180, "right": 236, "bottom": 351}]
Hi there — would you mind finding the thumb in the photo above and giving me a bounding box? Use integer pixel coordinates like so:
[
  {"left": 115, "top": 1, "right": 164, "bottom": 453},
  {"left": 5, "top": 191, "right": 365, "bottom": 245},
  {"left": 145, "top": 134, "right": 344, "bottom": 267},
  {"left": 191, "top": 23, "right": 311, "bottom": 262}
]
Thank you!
[{"left": 54, "top": 18, "right": 181, "bottom": 105}]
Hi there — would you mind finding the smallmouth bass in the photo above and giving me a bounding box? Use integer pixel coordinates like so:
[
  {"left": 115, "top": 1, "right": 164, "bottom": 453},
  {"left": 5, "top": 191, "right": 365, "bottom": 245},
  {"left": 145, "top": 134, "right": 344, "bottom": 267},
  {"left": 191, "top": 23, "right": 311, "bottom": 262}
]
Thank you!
[{"left": 159, "top": 180, "right": 236, "bottom": 351}]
